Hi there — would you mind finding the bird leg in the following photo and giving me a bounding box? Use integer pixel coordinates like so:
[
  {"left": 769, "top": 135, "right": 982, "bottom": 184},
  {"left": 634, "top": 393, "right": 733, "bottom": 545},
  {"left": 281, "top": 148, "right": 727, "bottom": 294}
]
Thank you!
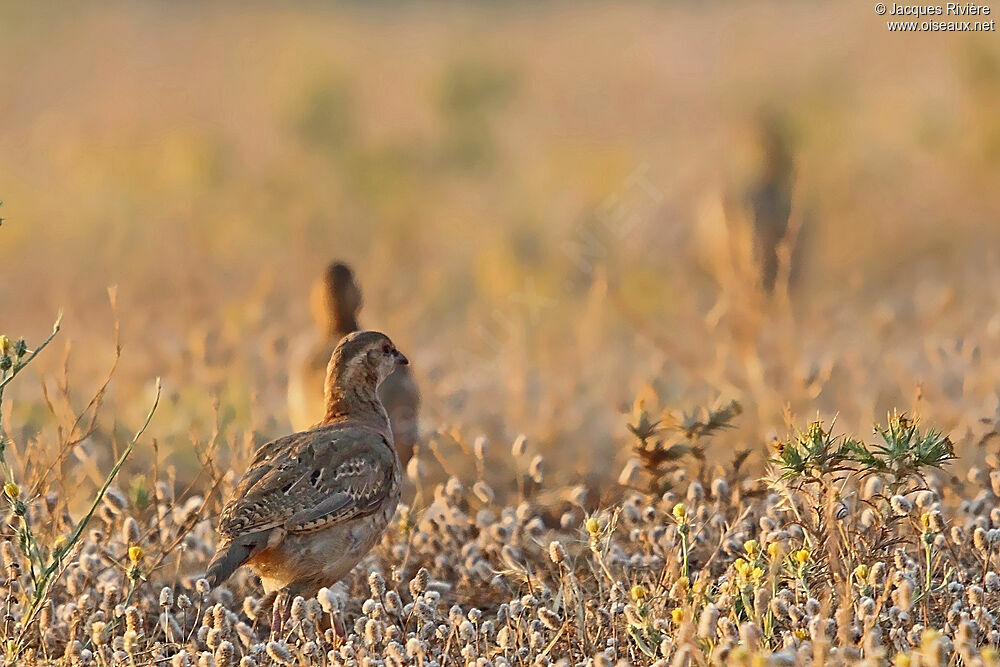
[
  {"left": 252, "top": 589, "right": 278, "bottom": 635},
  {"left": 332, "top": 612, "right": 347, "bottom": 643},
  {"left": 269, "top": 588, "right": 290, "bottom": 639}
]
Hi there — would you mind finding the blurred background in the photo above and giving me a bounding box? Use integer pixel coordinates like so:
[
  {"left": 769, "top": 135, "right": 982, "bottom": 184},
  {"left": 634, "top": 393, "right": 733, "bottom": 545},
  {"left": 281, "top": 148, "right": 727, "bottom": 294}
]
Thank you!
[{"left": 2, "top": 2, "right": 1000, "bottom": 500}]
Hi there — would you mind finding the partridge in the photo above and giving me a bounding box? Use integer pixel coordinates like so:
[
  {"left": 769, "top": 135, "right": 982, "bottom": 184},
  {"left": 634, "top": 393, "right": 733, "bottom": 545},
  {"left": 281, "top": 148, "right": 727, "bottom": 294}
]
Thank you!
[
  {"left": 288, "top": 262, "right": 419, "bottom": 464},
  {"left": 748, "top": 112, "right": 797, "bottom": 294},
  {"left": 207, "top": 331, "right": 407, "bottom": 597}
]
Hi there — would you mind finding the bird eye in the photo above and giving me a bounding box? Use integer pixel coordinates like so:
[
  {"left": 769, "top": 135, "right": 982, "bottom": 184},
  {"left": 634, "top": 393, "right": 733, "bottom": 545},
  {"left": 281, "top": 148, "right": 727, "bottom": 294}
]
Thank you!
[{"left": 382, "top": 343, "right": 392, "bottom": 354}]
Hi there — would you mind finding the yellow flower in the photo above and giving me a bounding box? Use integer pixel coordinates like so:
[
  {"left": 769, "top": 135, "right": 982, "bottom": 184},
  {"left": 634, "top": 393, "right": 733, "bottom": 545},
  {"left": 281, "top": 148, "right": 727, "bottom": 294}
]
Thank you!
[
  {"left": 793, "top": 629, "right": 807, "bottom": 640},
  {"left": 128, "top": 546, "right": 145, "bottom": 564},
  {"left": 920, "top": 512, "right": 931, "bottom": 529},
  {"left": 735, "top": 559, "right": 754, "bottom": 579},
  {"left": 672, "top": 503, "right": 687, "bottom": 521},
  {"left": 398, "top": 506, "right": 415, "bottom": 529},
  {"left": 920, "top": 628, "right": 940, "bottom": 645},
  {"left": 751, "top": 567, "right": 764, "bottom": 581},
  {"left": 893, "top": 654, "right": 912, "bottom": 667},
  {"left": 743, "top": 539, "right": 759, "bottom": 557},
  {"left": 0, "top": 336, "right": 10, "bottom": 355},
  {"left": 670, "top": 608, "right": 684, "bottom": 624},
  {"left": 630, "top": 585, "right": 647, "bottom": 601},
  {"left": 3, "top": 482, "right": 20, "bottom": 500},
  {"left": 53, "top": 535, "right": 67, "bottom": 551},
  {"left": 767, "top": 542, "right": 781, "bottom": 559},
  {"left": 585, "top": 517, "right": 601, "bottom": 535},
  {"left": 854, "top": 564, "right": 869, "bottom": 580},
  {"left": 794, "top": 549, "right": 811, "bottom": 564}
]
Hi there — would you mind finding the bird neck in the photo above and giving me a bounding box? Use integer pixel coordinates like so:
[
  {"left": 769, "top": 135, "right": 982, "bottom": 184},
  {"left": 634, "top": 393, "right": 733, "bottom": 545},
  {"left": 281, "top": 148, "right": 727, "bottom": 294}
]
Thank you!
[
  {"left": 322, "top": 362, "right": 389, "bottom": 429},
  {"left": 323, "top": 308, "right": 359, "bottom": 339}
]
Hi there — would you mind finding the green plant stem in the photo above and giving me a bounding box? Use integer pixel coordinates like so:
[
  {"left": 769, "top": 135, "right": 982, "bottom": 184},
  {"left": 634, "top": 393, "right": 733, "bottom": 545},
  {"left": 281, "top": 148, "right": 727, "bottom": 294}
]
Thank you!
[
  {"left": 11, "top": 508, "right": 42, "bottom": 587},
  {"left": 9, "top": 378, "right": 160, "bottom": 665},
  {"left": 680, "top": 530, "right": 690, "bottom": 581},
  {"left": 0, "top": 316, "right": 62, "bottom": 395},
  {"left": 0, "top": 316, "right": 62, "bottom": 482},
  {"left": 924, "top": 538, "right": 933, "bottom": 595}
]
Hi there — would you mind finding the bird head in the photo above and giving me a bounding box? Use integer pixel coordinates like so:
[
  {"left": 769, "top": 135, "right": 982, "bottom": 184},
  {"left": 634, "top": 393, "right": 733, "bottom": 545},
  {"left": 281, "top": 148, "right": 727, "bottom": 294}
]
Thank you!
[
  {"left": 311, "top": 261, "right": 363, "bottom": 334},
  {"left": 329, "top": 330, "right": 408, "bottom": 391}
]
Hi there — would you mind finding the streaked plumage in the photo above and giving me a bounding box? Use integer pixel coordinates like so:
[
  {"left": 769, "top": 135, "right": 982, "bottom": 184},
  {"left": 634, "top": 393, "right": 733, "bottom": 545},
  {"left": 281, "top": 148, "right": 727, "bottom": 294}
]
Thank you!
[
  {"left": 207, "top": 331, "right": 406, "bottom": 597},
  {"left": 288, "top": 262, "right": 419, "bottom": 465}
]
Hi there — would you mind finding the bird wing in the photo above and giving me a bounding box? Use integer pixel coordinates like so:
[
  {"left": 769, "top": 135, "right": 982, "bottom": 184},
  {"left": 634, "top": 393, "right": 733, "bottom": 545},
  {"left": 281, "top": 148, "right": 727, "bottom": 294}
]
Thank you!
[{"left": 217, "top": 425, "right": 397, "bottom": 540}]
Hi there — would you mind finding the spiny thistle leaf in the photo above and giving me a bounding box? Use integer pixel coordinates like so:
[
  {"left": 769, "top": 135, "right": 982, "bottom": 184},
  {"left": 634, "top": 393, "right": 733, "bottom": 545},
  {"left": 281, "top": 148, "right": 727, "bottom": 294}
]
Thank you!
[{"left": 771, "top": 413, "right": 955, "bottom": 487}]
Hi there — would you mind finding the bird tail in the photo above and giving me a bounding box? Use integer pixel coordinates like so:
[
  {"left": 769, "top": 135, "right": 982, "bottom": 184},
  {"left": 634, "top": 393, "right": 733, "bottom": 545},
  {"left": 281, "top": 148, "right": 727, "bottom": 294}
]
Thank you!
[{"left": 205, "top": 534, "right": 261, "bottom": 588}]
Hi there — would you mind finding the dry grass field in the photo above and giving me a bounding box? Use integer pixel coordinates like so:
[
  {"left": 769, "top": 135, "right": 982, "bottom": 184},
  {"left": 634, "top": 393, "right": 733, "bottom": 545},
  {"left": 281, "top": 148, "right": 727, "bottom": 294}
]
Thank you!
[{"left": 2, "top": 3, "right": 1000, "bottom": 664}]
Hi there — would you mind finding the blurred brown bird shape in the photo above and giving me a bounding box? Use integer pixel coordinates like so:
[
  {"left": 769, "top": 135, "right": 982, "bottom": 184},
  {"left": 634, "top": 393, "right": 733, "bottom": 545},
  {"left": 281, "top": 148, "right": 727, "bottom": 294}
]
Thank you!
[
  {"left": 288, "top": 262, "right": 419, "bottom": 466},
  {"left": 206, "top": 331, "right": 407, "bottom": 598}
]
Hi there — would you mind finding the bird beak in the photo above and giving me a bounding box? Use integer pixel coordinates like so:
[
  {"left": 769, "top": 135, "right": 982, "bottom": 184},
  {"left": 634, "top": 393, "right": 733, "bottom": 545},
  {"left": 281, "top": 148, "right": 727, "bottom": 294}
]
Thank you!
[{"left": 394, "top": 350, "right": 409, "bottom": 366}]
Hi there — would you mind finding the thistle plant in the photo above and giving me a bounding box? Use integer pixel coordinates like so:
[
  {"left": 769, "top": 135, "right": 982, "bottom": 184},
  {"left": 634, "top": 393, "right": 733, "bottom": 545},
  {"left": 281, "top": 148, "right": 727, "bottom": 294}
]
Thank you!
[
  {"left": 911, "top": 510, "right": 951, "bottom": 612},
  {"left": 846, "top": 412, "right": 956, "bottom": 493},
  {"left": 771, "top": 413, "right": 953, "bottom": 494},
  {"left": 0, "top": 317, "right": 161, "bottom": 665},
  {"left": 770, "top": 418, "right": 858, "bottom": 483},
  {"left": 791, "top": 548, "right": 811, "bottom": 598},
  {"left": 624, "top": 397, "right": 741, "bottom": 494},
  {"left": 730, "top": 540, "right": 766, "bottom": 623},
  {"left": 624, "top": 584, "right": 661, "bottom": 658},
  {"left": 673, "top": 503, "right": 691, "bottom": 582},
  {"left": 0, "top": 323, "right": 62, "bottom": 609}
]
